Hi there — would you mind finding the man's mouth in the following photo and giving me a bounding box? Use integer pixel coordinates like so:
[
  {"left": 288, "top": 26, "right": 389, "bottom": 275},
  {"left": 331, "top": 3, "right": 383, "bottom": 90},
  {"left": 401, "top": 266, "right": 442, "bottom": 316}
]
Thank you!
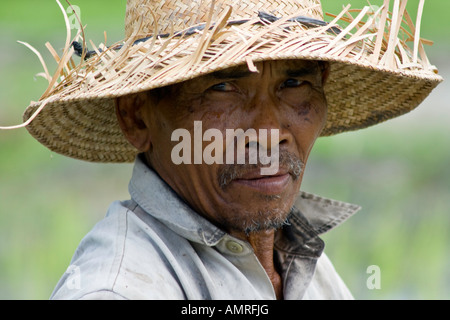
[
  {"left": 231, "top": 169, "right": 292, "bottom": 195},
  {"left": 217, "top": 150, "right": 304, "bottom": 192}
]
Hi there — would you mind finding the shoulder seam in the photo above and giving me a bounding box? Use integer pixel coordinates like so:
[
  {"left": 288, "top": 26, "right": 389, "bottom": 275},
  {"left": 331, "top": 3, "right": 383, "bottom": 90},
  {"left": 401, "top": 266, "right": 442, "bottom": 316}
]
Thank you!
[{"left": 78, "top": 289, "right": 128, "bottom": 300}]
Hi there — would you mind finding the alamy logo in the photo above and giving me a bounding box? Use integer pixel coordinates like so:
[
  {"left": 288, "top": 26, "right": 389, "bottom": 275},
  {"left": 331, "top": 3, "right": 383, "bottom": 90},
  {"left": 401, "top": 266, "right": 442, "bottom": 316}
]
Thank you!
[
  {"left": 66, "top": 5, "right": 82, "bottom": 32},
  {"left": 65, "top": 265, "right": 81, "bottom": 290},
  {"left": 171, "top": 121, "right": 280, "bottom": 175},
  {"left": 366, "top": 265, "right": 381, "bottom": 290}
]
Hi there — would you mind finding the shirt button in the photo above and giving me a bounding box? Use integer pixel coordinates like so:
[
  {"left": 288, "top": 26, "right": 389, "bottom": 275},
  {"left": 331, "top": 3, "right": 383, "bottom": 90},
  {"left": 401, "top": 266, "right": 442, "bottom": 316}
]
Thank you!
[{"left": 226, "top": 240, "right": 243, "bottom": 254}]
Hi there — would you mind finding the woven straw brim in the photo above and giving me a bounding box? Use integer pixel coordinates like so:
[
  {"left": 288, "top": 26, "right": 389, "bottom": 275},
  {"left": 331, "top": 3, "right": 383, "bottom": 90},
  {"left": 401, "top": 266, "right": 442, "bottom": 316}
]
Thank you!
[{"left": 21, "top": 5, "right": 443, "bottom": 163}]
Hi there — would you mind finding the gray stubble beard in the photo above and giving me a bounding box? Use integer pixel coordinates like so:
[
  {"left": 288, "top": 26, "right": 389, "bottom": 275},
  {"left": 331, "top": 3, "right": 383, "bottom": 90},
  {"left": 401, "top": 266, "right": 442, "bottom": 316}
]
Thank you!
[{"left": 217, "top": 150, "right": 304, "bottom": 235}]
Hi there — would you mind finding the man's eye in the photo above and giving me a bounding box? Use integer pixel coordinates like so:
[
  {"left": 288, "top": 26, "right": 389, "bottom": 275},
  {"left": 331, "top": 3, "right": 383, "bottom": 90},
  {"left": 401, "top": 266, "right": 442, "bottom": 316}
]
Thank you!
[
  {"left": 209, "top": 82, "right": 236, "bottom": 92},
  {"left": 280, "top": 79, "right": 304, "bottom": 89}
]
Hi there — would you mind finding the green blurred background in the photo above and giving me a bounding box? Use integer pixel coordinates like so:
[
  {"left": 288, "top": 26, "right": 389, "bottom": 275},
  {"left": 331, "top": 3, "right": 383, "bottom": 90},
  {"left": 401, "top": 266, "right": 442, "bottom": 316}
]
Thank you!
[{"left": 0, "top": 0, "right": 449, "bottom": 300}]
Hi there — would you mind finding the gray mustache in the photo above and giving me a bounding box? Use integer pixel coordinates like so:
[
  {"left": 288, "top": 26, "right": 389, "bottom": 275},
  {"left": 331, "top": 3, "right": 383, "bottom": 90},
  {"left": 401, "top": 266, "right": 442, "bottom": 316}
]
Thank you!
[{"left": 218, "top": 151, "right": 304, "bottom": 189}]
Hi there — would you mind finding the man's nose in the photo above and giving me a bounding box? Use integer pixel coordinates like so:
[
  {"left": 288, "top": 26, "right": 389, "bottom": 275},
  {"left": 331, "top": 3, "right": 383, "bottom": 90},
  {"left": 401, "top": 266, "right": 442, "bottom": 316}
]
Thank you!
[{"left": 245, "top": 93, "right": 292, "bottom": 150}]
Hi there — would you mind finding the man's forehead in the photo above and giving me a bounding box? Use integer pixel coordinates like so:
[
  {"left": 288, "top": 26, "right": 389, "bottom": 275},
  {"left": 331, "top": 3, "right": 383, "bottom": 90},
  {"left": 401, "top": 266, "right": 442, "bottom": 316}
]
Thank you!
[
  {"left": 207, "top": 59, "right": 320, "bottom": 80},
  {"left": 165, "top": 59, "right": 322, "bottom": 94}
]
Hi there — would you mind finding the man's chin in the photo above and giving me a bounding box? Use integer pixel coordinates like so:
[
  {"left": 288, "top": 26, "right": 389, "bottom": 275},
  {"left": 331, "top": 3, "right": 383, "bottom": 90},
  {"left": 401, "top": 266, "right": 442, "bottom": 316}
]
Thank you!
[{"left": 224, "top": 205, "right": 293, "bottom": 235}]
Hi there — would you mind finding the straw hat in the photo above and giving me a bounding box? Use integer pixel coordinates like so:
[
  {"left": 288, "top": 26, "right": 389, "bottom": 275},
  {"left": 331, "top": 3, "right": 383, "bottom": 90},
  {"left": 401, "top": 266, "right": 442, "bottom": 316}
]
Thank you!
[{"left": 18, "top": 0, "right": 443, "bottom": 162}]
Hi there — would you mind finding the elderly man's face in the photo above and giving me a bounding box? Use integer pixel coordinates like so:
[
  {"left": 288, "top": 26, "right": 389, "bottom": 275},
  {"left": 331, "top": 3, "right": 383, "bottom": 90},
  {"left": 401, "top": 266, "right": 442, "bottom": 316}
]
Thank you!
[{"left": 117, "top": 60, "right": 328, "bottom": 235}]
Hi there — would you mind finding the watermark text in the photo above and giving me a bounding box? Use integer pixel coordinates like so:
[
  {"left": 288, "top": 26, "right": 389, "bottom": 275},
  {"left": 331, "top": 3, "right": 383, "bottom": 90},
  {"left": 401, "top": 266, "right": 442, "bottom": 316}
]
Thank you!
[{"left": 171, "top": 121, "right": 280, "bottom": 175}]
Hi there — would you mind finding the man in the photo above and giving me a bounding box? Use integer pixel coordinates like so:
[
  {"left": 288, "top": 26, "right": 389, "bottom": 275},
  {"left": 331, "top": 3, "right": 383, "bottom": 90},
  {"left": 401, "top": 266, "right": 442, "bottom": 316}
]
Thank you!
[
  {"left": 113, "top": 59, "right": 334, "bottom": 299},
  {"left": 7, "top": 0, "right": 442, "bottom": 299}
]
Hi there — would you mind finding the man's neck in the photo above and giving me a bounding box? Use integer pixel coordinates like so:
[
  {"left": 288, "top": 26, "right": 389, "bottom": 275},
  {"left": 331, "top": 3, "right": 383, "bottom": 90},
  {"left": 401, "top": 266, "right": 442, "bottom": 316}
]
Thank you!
[{"left": 230, "top": 229, "right": 283, "bottom": 300}]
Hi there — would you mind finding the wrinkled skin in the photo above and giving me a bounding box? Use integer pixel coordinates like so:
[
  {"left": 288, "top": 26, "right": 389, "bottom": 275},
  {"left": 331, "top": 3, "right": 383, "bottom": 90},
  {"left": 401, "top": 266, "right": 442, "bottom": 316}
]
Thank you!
[{"left": 116, "top": 59, "right": 329, "bottom": 299}]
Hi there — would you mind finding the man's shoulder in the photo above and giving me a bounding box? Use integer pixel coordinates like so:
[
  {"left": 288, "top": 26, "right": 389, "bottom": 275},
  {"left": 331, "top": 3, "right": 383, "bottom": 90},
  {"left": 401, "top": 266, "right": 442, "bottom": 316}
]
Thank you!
[{"left": 50, "top": 201, "right": 186, "bottom": 299}]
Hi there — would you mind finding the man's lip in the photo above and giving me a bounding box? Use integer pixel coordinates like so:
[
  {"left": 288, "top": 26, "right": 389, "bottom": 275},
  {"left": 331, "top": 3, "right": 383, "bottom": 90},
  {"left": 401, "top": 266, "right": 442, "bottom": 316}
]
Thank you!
[
  {"left": 235, "top": 168, "right": 289, "bottom": 180},
  {"left": 231, "top": 172, "right": 292, "bottom": 195}
]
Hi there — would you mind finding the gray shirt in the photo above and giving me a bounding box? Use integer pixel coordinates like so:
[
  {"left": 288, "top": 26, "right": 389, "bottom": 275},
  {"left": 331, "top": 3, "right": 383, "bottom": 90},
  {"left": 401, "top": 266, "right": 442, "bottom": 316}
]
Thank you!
[{"left": 50, "top": 156, "right": 361, "bottom": 300}]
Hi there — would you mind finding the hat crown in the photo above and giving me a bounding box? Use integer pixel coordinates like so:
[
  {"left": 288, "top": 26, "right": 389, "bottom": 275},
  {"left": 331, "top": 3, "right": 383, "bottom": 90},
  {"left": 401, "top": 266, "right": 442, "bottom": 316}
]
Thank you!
[{"left": 125, "top": 0, "right": 324, "bottom": 38}]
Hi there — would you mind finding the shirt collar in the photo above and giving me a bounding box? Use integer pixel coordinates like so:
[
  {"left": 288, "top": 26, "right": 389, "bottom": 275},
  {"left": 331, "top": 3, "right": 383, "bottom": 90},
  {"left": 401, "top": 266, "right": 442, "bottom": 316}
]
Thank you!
[
  {"left": 128, "top": 156, "right": 361, "bottom": 246},
  {"left": 128, "top": 156, "right": 225, "bottom": 246}
]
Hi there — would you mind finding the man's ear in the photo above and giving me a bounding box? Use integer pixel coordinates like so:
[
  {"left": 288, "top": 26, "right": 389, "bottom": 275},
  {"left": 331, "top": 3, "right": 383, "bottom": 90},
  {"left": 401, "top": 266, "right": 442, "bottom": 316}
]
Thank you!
[
  {"left": 320, "top": 61, "right": 330, "bottom": 86},
  {"left": 115, "top": 92, "right": 152, "bottom": 152}
]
